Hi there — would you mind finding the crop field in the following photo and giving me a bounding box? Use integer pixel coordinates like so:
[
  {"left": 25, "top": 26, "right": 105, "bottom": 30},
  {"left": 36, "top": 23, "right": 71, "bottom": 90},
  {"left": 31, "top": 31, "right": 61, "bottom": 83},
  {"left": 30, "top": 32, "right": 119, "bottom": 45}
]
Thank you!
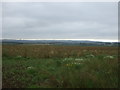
[{"left": 2, "top": 45, "right": 119, "bottom": 88}]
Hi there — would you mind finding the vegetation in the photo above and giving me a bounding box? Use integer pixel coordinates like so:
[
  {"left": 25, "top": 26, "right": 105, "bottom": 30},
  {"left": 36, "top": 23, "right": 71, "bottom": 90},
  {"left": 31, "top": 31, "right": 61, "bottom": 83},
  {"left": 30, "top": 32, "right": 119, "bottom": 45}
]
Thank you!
[{"left": 2, "top": 45, "right": 118, "bottom": 88}]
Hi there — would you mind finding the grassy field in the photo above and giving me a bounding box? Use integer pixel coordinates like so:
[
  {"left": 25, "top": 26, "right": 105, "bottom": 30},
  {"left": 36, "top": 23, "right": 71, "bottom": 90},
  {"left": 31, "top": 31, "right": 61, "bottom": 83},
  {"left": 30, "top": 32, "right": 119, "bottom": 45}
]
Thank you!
[{"left": 2, "top": 45, "right": 118, "bottom": 88}]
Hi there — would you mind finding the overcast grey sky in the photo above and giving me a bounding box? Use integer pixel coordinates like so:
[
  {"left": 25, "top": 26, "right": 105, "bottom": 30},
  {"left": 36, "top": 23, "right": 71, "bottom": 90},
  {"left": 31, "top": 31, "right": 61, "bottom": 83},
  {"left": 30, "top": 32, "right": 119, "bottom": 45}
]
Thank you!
[{"left": 2, "top": 2, "right": 118, "bottom": 41}]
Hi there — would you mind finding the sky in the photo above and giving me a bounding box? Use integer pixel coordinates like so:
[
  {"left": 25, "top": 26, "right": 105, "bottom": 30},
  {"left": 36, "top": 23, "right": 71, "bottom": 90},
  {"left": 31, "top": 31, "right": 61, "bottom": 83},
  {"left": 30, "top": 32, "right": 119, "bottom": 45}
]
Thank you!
[{"left": 2, "top": 2, "right": 118, "bottom": 42}]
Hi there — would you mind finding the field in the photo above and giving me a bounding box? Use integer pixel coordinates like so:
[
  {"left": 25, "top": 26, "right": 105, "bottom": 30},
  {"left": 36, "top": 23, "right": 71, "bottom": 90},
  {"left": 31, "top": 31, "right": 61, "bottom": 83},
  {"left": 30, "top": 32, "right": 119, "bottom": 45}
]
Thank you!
[{"left": 2, "top": 45, "right": 118, "bottom": 88}]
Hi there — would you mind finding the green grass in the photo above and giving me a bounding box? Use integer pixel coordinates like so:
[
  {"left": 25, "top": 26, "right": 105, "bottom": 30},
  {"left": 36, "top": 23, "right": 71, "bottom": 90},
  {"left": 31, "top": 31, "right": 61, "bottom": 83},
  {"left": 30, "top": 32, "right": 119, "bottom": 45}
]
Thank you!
[{"left": 2, "top": 53, "right": 118, "bottom": 88}]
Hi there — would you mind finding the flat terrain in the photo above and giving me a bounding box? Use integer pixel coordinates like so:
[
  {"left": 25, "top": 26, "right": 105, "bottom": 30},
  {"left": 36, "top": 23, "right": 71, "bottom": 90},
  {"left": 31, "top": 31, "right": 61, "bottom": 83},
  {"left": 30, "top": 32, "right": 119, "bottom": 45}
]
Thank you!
[{"left": 2, "top": 45, "right": 118, "bottom": 88}]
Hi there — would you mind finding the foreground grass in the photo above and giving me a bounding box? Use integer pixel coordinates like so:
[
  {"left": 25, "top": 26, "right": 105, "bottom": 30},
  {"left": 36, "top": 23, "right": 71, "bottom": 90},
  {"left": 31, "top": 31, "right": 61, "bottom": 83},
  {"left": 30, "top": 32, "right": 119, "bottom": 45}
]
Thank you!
[{"left": 3, "top": 54, "right": 118, "bottom": 88}]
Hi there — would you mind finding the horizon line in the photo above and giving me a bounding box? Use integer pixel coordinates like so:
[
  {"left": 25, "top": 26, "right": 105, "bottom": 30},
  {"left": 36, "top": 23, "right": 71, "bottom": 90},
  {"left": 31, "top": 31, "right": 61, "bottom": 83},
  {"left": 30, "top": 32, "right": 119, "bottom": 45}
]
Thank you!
[{"left": 1, "top": 38, "right": 119, "bottom": 42}]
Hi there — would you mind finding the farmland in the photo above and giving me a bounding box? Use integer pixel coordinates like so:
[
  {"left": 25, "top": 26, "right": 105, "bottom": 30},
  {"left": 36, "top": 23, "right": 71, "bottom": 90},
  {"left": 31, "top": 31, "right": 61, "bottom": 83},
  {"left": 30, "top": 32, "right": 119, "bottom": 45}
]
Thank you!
[{"left": 2, "top": 44, "right": 118, "bottom": 88}]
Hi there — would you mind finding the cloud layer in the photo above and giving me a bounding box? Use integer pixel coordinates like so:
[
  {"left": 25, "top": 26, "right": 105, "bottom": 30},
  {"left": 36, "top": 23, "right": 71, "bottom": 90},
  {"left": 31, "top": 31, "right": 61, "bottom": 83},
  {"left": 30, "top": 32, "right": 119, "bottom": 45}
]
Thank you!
[{"left": 2, "top": 2, "right": 118, "bottom": 40}]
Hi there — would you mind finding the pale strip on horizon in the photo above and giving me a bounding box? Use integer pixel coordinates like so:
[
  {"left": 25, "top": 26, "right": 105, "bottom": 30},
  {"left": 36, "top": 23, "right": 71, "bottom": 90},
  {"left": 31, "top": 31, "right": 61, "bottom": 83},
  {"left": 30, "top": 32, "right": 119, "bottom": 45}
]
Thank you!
[{"left": 1, "top": 38, "right": 119, "bottom": 42}]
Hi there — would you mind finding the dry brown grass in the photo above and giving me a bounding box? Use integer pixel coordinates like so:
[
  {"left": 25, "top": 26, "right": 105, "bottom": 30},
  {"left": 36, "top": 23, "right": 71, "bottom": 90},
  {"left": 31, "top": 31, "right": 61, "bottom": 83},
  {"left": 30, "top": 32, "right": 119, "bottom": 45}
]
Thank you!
[{"left": 2, "top": 45, "right": 118, "bottom": 58}]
